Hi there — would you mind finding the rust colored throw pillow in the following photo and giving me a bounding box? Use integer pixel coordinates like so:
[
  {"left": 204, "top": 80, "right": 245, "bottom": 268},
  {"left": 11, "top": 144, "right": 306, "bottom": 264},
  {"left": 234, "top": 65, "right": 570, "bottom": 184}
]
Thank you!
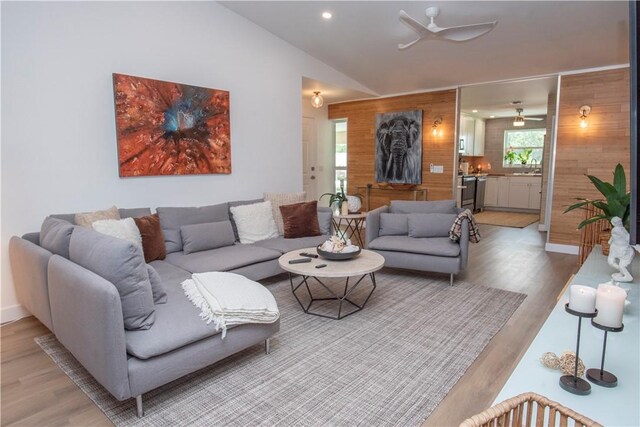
[
  {"left": 279, "top": 201, "right": 322, "bottom": 239},
  {"left": 133, "top": 214, "right": 167, "bottom": 263}
]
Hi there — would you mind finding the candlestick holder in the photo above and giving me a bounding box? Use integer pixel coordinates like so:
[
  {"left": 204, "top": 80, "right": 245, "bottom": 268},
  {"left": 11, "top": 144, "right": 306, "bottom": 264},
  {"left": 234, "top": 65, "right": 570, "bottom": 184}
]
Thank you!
[
  {"left": 586, "top": 320, "right": 624, "bottom": 387},
  {"left": 560, "top": 303, "right": 597, "bottom": 395}
]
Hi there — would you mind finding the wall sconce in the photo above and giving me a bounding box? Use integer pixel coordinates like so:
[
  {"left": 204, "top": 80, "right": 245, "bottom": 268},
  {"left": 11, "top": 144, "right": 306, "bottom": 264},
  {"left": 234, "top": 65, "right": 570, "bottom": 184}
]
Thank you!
[
  {"left": 432, "top": 116, "right": 443, "bottom": 136},
  {"left": 579, "top": 105, "right": 591, "bottom": 128},
  {"left": 311, "top": 91, "right": 324, "bottom": 108}
]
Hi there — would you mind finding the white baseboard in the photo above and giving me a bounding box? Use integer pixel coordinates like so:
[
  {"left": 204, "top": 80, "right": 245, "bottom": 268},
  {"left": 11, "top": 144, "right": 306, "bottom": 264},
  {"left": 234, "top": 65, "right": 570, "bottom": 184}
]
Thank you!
[
  {"left": 538, "top": 224, "right": 548, "bottom": 231},
  {"left": 1, "top": 304, "right": 30, "bottom": 324},
  {"left": 545, "top": 243, "right": 579, "bottom": 255}
]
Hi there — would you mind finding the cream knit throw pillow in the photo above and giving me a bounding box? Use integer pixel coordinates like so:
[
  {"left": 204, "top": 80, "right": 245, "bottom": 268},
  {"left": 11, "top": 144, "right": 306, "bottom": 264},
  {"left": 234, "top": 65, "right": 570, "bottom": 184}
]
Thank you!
[
  {"left": 264, "top": 192, "right": 307, "bottom": 235},
  {"left": 75, "top": 205, "right": 120, "bottom": 227}
]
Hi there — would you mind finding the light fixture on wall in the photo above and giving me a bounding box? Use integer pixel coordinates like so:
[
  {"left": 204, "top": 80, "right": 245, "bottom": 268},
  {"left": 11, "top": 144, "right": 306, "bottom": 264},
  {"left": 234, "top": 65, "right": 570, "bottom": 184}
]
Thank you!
[
  {"left": 432, "top": 116, "right": 443, "bottom": 136},
  {"left": 311, "top": 91, "right": 324, "bottom": 108},
  {"left": 579, "top": 105, "right": 591, "bottom": 128}
]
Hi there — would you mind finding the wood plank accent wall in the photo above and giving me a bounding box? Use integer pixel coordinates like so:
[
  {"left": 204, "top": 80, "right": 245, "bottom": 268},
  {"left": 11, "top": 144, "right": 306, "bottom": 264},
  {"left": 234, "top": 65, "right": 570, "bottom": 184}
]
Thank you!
[
  {"left": 548, "top": 68, "right": 630, "bottom": 246},
  {"left": 328, "top": 90, "right": 457, "bottom": 210}
]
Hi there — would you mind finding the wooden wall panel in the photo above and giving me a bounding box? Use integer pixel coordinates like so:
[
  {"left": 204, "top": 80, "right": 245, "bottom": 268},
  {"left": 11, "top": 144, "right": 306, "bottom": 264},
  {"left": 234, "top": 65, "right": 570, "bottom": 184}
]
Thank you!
[
  {"left": 548, "top": 68, "right": 630, "bottom": 246},
  {"left": 328, "top": 90, "right": 458, "bottom": 209}
]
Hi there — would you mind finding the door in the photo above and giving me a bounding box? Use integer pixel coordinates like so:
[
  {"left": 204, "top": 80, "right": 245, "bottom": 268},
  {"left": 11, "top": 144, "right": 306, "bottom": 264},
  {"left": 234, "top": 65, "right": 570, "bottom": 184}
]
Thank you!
[
  {"left": 302, "top": 117, "right": 318, "bottom": 200},
  {"left": 508, "top": 179, "right": 530, "bottom": 209},
  {"left": 485, "top": 177, "right": 498, "bottom": 206},
  {"left": 497, "top": 177, "right": 510, "bottom": 207}
]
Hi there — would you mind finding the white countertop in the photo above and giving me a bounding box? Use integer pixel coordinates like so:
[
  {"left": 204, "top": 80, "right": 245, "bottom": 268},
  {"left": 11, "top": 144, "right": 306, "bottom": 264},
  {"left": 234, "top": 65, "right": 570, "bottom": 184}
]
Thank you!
[{"left": 494, "top": 247, "right": 640, "bottom": 425}]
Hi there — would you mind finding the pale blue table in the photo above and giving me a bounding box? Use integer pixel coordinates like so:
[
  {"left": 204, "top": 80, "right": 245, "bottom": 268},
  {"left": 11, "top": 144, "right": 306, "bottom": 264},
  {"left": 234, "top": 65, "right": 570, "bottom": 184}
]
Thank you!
[{"left": 494, "top": 247, "right": 640, "bottom": 425}]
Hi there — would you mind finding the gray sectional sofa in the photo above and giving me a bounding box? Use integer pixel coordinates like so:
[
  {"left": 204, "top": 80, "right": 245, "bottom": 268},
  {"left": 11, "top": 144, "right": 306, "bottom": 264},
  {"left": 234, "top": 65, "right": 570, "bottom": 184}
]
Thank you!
[
  {"left": 365, "top": 200, "right": 469, "bottom": 285},
  {"left": 9, "top": 202, "right": 332, "bottom": 416}
]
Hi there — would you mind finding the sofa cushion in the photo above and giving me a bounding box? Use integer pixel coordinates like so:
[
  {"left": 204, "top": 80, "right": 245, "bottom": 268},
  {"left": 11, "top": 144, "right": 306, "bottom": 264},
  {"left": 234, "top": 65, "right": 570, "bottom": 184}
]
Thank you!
[
  {"left": 379, "top": 213, "right": 408, "bottom": 236},
  {"left": 252, "top": 235, "right": 329, "bottom": 254},
  {"left": 157, "top": 203, "right": 229, "bottom": 253},
  {"left": 91, "top": 217, "right": 142, "bottom": 247},
  {"left": 280, "top": 201, "right": 322, "bottom": 239},
  {"left": 75, "top": 206, "right": 120, "bottom": 227},
  {"left": 69, "top": 227, "right": 156, "bottom": 330},
  {"left": 134, "top": 214, "right": 167, "bottom": 263},
  {"left": 408, "top": 213, "right": 456, "bottom": 238},
  {"left": 368, "top": 235, "right": 461, "bottom": 257},
  {"left": 180, "top": 220, "right": 235, "bottom": 255},
  {"left": 390, "top": 200, "right": 457, "bottom": 214},
  {"left": 317, "top": 208, "right": 333, "bottom": 235},
  {"left": 124, "top": 268, "right": 221, "bottom": 360},
  {"left": 146, "top": 265, "right": 168, "bottom": 304},
  {"left": 50, "top": 207, "right": 151, "bottom": 225},
  {"left": 40, "top": 217, "right": 74, "bottom": 258},
  {"left": 230, "top": 201, "right": 279, "bottom": 244},
  {"left": 164, "top": 244, "right": 281, "bottom": 274},
  {"left": 229, "top": 198, "right": 264, "bottom": 242},
  {"left": 264, "top": 192, "right": 307, "bottom": 235}
]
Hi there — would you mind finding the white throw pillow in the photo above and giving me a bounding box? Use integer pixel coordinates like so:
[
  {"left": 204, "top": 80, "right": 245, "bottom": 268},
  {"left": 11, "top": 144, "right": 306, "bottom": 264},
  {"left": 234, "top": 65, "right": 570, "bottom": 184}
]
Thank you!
[
  {"left": 229, "top": 201, "right": 279, "bottom": 244},
  {"left": 92, "top": 217, "right": 143, "bottom": 247}
]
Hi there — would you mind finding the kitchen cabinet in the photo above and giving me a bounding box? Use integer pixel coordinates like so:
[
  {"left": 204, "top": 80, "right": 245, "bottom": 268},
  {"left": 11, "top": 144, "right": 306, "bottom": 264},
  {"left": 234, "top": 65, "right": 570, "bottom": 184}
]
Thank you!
[
  {"left": 485, "top": 177, "right": 498, "bottom": 206},
  {"left": 484, "top": 176, "right": 541, "bottom": 210},
  {"left": 473, "top": 119, "right": 485, "bottom": 156},
  {"left": 458, "top": 114, "right": 485, "bottom": 156}
]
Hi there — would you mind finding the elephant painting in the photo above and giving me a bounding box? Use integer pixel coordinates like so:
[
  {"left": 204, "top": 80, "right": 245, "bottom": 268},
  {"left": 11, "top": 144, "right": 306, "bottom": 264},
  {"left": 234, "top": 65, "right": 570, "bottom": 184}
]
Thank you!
[{"left": 375, "top": 110, "right": 422, "bottom": 184}]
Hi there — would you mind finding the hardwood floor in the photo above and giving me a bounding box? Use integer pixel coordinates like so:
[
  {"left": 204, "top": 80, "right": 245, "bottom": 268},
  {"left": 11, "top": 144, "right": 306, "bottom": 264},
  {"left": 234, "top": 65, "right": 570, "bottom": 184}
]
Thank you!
[{"left": 1, "top": 223, "right": 577, "bottom": 427}]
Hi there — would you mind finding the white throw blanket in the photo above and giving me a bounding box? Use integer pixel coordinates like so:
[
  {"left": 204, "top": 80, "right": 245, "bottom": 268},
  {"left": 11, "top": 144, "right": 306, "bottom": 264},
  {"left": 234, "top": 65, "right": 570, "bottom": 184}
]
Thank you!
[{"left": 182, "top": 272, "right": 280, "bottom": 339}]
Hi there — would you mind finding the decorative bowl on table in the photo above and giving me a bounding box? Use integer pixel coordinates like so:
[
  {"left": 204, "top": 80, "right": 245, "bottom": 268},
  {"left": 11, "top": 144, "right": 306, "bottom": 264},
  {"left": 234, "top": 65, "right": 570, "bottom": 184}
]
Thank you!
[
  {"left": 317, "top": 245, "right": 361, "bottom": 260},
  {"left": 316, "top": 236, "right": 361, "bottom": 260}
]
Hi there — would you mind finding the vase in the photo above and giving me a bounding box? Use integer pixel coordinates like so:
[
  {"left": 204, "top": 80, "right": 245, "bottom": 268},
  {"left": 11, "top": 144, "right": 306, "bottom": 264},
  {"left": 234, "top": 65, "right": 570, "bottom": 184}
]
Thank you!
[
  {"left": 347, "top": 196, "right": 361, "bottom": 213},
  {"left": 340, "top": 201, "right": 349, "bottom": 216}
]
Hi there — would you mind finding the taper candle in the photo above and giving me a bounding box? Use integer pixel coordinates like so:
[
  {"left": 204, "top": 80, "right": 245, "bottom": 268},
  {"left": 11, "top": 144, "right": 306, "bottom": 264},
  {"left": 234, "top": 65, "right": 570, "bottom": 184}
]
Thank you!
[
  {"left": 594, "top": 284, "right": 626, "bottom": 328},
  {"left": 569, "top": 285, "right": 597, "bottom": 314}
]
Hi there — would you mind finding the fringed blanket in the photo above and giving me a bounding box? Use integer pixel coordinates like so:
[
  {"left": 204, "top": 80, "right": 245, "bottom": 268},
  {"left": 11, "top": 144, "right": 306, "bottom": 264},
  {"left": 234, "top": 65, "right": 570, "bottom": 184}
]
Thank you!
[
  {"left": 450, "top": 209, "right": 481, "bottom": 243},
  {"left": 182, "top": 272, "right": 280, "bottom": 339}
]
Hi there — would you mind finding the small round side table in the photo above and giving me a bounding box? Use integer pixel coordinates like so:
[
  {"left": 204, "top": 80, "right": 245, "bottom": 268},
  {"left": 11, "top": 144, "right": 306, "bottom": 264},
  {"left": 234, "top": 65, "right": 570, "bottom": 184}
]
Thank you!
[{"left": 332, "top": 212, "right": 366, "bottom": 248}]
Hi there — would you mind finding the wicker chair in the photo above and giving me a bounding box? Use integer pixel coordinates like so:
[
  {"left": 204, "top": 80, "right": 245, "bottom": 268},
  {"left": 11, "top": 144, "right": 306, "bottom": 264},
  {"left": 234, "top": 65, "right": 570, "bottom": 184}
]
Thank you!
[{"left": 459, "top": 392, "right": 602, "bottom": 427}]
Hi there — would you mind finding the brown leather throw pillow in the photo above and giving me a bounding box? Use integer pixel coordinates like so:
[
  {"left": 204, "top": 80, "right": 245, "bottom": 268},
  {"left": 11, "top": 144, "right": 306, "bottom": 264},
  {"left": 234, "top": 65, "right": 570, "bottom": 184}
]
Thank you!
[
  {"left": 133, "top": 214, "right": 167, "bottom": 263},
  {"left": 279, "top": 201, "right": 322, "bottom": 239}
]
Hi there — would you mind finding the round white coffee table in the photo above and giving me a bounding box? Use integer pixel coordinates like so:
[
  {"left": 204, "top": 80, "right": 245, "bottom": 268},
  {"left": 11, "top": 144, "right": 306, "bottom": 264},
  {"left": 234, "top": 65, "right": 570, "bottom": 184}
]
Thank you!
[{"left": 279, "top": 247, "right": 384, "bottom": 320}]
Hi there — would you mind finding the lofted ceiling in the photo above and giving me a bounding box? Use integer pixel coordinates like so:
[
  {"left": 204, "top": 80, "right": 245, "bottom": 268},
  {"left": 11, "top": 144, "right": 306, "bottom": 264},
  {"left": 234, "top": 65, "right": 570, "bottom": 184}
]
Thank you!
[{"left": 222, "top": 1, "right": 629, "bottom": 97}]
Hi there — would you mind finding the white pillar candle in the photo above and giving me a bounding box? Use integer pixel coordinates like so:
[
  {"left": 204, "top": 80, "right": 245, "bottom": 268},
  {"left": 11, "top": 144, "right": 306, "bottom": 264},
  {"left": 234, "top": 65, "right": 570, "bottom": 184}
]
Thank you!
[
  {"left": 568, "top": 285, "right": 597, "bottom": 313},
  {"left": 594, "top": 284, "right": 626, "bottom": 328}
]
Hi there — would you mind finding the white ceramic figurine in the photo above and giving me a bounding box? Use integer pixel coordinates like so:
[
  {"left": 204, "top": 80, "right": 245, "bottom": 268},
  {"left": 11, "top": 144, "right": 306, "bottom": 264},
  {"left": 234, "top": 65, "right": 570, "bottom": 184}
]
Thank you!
[{"left": 607, "top": 217, "right": 638, "bottom": 282}]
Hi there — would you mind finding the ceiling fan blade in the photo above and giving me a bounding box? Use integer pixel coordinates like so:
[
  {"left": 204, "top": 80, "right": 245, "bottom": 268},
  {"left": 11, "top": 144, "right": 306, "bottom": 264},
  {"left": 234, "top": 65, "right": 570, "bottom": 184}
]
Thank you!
[
  {"left": 524, "top": 117, "right": 544, "bottom": 121},
  {"left": 399, "top": 10, "right": 429, "bottom": 37},
  {"left": 436, "top": 21, "right": 497, "bottom": 42},
  {"left": 398, "top": 38, "right": 423, "bottom": 50}
]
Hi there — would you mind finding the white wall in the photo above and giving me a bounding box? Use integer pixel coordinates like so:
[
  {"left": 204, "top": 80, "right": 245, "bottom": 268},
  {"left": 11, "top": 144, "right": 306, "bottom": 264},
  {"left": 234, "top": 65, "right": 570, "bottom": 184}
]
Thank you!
[{"left": 0, "top": 1, "right": 371, "bottom": 321}]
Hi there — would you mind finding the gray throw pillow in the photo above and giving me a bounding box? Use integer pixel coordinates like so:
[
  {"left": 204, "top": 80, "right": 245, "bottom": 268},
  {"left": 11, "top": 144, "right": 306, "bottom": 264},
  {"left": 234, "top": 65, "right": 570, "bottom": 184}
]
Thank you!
[
  {"left": 379, "top": 213, "right": 409, "bottom": 236},
  {"left": 180, "top": 221, "right": 236, "bottom": 255},
  {"left": 408, "top": 213, "right": 457, "bottom": 238},
  {"left": 156, "top": 203, "right": 230, "bottom": 253},
  {"left": 317, "top": 208, "right": 333, "bottom": 235},
  {"left": 146, "top": 265, "right": 168, "bottom": 304},
  {"left": 390, "top": 200, "right": 457, "bottom": 214},
  {"left": 69, "top": 227, "right": 155, "bottom": 330},
  {"left": 40, "top": 217, "right": 75, "bottom": 258}
]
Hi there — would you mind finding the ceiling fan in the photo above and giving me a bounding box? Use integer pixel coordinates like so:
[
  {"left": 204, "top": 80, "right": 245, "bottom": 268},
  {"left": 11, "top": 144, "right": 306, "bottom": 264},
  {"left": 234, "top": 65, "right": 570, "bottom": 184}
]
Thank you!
[
  {"left": 398, "top": 6, "right": 497, "bottom": 50},
  {"left": 513, "top": 108, "right": 543, "bottom": 126}
]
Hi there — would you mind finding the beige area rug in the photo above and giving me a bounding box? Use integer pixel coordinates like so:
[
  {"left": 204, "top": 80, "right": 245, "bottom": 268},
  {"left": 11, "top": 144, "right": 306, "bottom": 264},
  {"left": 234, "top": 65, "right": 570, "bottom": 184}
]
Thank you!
[
  {"left": 474, "top": 211, "right": 539, "bottom": 228},
  {"left": 36, "top": 271, "right": 525, "bottom": 427}
]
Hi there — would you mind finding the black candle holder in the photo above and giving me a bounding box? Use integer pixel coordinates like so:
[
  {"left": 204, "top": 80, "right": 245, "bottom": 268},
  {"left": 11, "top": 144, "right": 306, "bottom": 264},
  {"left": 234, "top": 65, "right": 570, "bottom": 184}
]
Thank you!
[
  {"left": 560, "top": 303, "right": 597, "bottom": 395},
  {"left": 586, "top": 319, "right": 624, "bottom": 387}
]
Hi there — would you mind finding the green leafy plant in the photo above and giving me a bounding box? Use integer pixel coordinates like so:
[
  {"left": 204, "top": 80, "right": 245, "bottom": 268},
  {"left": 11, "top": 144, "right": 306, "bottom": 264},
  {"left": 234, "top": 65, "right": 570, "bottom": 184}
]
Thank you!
[
  {"left": 504, "top": 147, "right": 518, "bottom": 165},
  {"left": 321, "top": 177, "right": 348, "bottom": 207},
  {"left": 564, "top": 163, "right": 631, "bottom": 229},
  {"left": 517, "top": 148, "right": 533, "bottom": 165}
]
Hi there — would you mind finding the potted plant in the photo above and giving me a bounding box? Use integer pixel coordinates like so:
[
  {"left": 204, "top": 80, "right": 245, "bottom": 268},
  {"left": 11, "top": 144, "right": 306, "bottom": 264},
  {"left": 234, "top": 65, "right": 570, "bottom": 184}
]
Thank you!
[
  {"left": 564, "top": 163, "right": 630, "bottom": 254},
  {"left": 504, "top": 147, "right": 518, "bottom": 165},
  {"left": 320, "top": 177, "right": 362, "bottom": 214},
  {"left": 517, "top": 148, "right": 533, "bottom": 165}
]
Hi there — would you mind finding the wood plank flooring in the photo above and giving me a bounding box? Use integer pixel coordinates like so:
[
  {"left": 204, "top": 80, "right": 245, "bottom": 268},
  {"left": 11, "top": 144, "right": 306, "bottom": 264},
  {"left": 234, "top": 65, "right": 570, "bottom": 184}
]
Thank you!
[{"left": 1, "top": 223, "right": 577, "bottom": 427}]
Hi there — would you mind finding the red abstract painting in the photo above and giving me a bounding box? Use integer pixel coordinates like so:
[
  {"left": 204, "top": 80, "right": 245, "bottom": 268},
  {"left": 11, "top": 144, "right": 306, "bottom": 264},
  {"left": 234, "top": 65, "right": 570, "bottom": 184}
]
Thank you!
[{"left": 113, "top": 74, "right": 231, "bottom": 177}]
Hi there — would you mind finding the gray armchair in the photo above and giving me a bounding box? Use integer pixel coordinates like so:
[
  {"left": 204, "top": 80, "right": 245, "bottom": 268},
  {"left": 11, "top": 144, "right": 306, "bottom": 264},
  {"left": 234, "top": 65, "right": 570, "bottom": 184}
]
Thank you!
[{"left": 365, "top": 200, "right": 470, "bottom": 285}]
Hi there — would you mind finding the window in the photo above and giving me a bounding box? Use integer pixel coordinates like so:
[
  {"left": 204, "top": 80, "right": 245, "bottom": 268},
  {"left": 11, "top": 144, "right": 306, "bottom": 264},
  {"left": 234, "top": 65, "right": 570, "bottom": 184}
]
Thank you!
[
  {"left": 334, "top": 120, "right": 347, "bottom": 191},
  {"left": 503, "top": 129, "right": 545, "bottom": 167}
]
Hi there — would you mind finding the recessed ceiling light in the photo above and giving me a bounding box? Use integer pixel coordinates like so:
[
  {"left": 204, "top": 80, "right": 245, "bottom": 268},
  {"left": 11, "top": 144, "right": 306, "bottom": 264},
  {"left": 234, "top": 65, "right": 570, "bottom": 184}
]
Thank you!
[
  {"left": 472, "top": 109, "right": 478, "bottom": 113},
  {"left": 322, "top": 11, "right": 332, "bottom": 19}
]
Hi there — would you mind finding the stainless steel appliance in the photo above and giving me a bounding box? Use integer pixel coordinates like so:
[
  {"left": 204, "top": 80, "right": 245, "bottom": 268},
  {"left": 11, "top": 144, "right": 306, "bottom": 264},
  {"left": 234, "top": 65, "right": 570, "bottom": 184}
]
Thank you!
[
  {"left": 475, "top": 176, "right": 486, "bottom": 212},
  {"left": 461, "top": 176, "right": 476, "bottom": 211}
]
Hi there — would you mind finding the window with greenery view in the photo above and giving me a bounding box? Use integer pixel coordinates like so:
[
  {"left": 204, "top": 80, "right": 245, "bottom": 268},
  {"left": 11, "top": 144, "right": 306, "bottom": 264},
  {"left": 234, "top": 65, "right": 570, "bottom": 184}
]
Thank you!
[
  {"left": 503, "top": 129, "right": 545, "bottom": 167},
  {"left": 334, "top": 120, "right": 347, "bottom": 191}
]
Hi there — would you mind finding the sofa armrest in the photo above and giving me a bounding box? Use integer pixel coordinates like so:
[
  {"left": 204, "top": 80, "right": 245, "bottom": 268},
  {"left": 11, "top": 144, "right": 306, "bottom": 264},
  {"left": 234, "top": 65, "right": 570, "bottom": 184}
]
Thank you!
[
  {"left": 365, "top": 205, "right": 389, "bottom": 248},
  {"left": 458, "top": 219, "right": 470, "bottom": 270},
  {"left": 9, "top": 236, "right": 54, "bottom": 331},
  {"left": 48, "top": 255, "right": 131, "bottom": 401}
]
